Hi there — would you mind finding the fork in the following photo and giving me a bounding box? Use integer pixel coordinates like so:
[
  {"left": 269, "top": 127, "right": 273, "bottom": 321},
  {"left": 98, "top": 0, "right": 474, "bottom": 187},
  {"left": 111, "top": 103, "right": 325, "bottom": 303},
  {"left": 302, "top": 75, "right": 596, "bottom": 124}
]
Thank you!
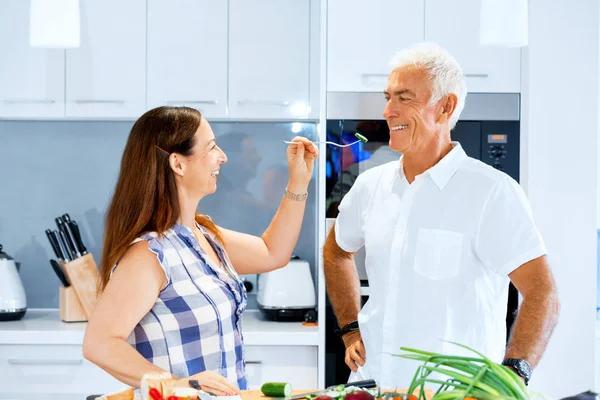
[
  {"left": 283, "top": 139, "right": 363, "bottom": 148},
  {"left": 284, "top": 132, "right": 368, "bottom": 148}
]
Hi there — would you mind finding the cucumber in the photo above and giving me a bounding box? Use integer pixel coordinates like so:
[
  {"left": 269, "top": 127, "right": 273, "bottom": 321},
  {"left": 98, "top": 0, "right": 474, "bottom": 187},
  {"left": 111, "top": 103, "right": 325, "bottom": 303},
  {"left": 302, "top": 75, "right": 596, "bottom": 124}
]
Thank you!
[
  {"left": 354, "top": 133, "right": 368, "bottom": 143},
  {"left": 261, "top": 382, "right": 292, "bottom": 397}
]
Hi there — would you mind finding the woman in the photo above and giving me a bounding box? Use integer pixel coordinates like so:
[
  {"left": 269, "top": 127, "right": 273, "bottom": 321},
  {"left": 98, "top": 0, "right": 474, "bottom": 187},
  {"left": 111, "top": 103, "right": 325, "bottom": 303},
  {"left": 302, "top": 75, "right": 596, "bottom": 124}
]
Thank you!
[{"left": 82, "top": 106, "right": 318, "bottom": 394}]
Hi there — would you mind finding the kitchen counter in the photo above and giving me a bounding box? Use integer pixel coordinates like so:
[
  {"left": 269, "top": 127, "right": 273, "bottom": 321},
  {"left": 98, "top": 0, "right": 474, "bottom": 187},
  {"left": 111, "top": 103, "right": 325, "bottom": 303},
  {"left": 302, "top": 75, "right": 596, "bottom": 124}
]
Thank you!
[{"left": 0, "top": 309, "right": 319, "bottom": 346}]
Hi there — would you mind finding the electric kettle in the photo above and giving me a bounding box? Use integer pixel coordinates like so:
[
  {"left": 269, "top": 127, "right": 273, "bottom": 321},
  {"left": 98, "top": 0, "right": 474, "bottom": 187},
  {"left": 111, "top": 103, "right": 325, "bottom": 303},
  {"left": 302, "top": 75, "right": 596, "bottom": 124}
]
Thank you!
[
  {"left": 257, "top": 256, "right": 317, "bottom": 322},
  {"left": 0, "top": 245, "right": 27, "bottom": 321}
]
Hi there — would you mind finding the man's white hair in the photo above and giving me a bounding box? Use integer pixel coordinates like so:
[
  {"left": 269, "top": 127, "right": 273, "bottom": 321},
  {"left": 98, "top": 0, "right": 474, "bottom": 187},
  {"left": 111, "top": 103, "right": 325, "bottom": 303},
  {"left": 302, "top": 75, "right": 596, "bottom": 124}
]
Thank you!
[{"left": 388, "top": 42, "right": 467, "bottom": 130}]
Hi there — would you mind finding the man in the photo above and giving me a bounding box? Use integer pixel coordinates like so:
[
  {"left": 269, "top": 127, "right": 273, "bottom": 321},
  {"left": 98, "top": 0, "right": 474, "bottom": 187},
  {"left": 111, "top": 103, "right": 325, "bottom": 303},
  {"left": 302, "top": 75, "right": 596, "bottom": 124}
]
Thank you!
[{"left": 322, "top": 42, "right": 560, "bottom": 389}]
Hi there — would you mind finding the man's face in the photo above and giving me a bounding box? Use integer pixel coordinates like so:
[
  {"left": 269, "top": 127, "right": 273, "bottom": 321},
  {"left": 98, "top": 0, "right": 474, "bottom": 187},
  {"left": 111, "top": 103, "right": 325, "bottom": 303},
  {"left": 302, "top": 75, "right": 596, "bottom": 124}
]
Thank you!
[{"left": 383, "top": 66, "right": 445, "bottom": 156}]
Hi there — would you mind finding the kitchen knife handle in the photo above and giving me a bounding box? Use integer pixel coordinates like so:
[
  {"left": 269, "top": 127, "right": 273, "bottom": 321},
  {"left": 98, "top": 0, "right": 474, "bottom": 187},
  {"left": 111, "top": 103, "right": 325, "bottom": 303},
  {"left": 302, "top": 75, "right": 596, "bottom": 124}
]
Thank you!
[
  {"left": 50, "top": 259, "right": 70, "bottom": 287},
  {"left": 57, "top": 217, "right": 80, "bottom": 259},
  {"left": 45, "top": 229, "right": 62, "bottom": 260},
  {"left": 57, "top": 230, "right": 72, "bottom": 262},
  {"left": 341, "top": 379, "right": 377, "bottom": 389},
  {"left": 63, "top": 221, "right": 82, "bottom": 259},
  {"left": 67, "top": 220, "right": 88, "bottom": 256}
]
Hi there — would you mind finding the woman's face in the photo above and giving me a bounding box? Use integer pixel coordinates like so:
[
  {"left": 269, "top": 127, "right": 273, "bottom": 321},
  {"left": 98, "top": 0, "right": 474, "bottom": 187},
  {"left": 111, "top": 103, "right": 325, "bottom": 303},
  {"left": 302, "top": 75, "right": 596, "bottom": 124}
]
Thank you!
[{"left": 175, "top": 119, "right": 228, "bottom": 198}]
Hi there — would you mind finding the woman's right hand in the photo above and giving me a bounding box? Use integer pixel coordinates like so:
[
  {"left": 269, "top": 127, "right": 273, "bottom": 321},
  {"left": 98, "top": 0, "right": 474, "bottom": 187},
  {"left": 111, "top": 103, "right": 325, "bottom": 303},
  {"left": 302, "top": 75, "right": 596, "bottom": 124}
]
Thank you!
[
  {"left": 342, "top": 330, "right": 366, "bottom": 373},
  {"left": 175, "top": 370, "right": 240, "bottom": 396}
]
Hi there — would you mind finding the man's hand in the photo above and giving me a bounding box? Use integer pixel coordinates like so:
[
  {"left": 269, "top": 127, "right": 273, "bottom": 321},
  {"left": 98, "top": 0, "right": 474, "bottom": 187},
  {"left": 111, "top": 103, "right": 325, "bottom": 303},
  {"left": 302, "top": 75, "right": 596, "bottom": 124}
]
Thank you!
[{"left": 342, "top": 330, "right": 366, "bottom": 372}]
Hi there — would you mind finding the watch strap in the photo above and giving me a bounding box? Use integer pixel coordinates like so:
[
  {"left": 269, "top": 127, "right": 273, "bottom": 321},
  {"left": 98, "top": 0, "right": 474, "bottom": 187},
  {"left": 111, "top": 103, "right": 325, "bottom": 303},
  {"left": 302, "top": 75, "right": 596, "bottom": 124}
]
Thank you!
[
  {"left": 502, "top": 358, "right": 532, "bottom": 385},
  {"left": 334, "top": 320, "right": 359, "bottom": 337}
]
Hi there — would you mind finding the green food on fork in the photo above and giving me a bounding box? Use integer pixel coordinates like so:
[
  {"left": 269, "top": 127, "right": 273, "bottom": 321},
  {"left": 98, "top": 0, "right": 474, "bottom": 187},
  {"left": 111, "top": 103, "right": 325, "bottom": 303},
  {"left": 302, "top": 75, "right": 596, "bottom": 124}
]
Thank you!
[{"left": 354, "top": 133, "right": 368, "bottom": 143}]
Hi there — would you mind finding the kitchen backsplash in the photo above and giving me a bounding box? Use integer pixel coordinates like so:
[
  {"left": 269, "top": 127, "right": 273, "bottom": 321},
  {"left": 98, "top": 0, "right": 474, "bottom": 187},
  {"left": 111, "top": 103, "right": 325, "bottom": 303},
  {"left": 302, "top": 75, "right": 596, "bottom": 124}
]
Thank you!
[{"left": 0, "top": 119, "right": 318, "bottom": 308}]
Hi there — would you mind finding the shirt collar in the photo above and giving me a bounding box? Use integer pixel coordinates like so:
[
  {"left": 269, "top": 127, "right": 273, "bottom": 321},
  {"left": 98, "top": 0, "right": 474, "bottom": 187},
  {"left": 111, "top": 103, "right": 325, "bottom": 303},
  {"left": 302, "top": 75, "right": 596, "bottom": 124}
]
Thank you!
[{"left": 398, "top": 142, "right": 467, "bottom": 190}]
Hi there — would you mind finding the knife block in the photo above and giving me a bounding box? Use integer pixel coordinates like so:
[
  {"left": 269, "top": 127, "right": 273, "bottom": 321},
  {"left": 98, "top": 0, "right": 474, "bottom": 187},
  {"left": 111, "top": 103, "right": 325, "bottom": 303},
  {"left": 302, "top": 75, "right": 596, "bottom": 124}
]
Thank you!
[
  {"left": 59, "top": 286, "right": 87, "bottom": 322},
  {"left": 59, "top": 253, "right": 100, "bottom": 321}
]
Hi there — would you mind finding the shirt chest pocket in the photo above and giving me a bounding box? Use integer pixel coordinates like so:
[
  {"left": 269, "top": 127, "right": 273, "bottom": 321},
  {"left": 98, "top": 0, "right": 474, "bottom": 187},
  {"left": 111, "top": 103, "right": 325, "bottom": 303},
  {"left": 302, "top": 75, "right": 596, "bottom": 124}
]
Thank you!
[{"left": 414, "top": 229, "right": 463, "bottom": 280}]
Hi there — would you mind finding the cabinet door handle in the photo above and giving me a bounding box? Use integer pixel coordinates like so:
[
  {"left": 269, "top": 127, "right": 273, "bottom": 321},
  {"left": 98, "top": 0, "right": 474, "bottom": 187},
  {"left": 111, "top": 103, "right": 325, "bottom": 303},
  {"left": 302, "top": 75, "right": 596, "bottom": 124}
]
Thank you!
[
  {"left": 245, "top": 360, "right": 263, "bottom": 365},
  {"left": 8, "top": 359, "right": 83, "bottom": 366},
  {"left": 74, "top": 99, "right": 126, "bottom": 105},
  {"left": 3, "top": 99, "right": 56, "bottom": 105},
  {"left": 166, "top": 100, "right": 219, "bottom": 105},
  {"left": 361, "top": 73, "right": 388, "bottom": 77},
  {"left": 238, "top": 100, "right": 290, "bottom": 107},
  {"left": 465, "top": 73, "right": 489, "bottom": 78}
]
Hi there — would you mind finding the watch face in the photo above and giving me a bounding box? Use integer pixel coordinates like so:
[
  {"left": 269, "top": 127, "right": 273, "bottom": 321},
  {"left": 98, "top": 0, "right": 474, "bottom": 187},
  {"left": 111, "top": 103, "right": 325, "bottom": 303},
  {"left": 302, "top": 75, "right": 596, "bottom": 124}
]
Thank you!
[{"left": 516, "top": 359, "right": 532, "bottom": 378}]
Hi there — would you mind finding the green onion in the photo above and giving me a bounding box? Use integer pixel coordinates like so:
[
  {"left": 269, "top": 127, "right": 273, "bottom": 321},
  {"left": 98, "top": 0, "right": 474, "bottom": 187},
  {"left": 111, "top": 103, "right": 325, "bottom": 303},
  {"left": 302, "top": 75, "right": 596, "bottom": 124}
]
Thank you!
[
  {"left": 395, "top": 342, "right": 534, "bottom": 400},
  {"left": 354, "top": 132, "right": 368, "bottom": 143}
]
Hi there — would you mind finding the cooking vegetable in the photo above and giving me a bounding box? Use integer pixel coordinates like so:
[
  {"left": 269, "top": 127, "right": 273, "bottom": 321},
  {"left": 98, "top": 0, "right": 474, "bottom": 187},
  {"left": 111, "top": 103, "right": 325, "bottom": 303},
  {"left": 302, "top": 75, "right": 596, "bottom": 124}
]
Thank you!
[
  {"left": 354, "top": 133, "right": 368, "bottom": 143},
  {"left": 148, "top": 387, "right": 165, "bottom": 400},
  {"left": 344, "top": 391, "right": 374, "bottom": 400},
  {"left": 305, "top": 386, "right": 403, "bottom": 400},
  {"left": 262, "top": 382, "right": 293, "bottom": 397},
  {"left": 394, "top": 341, "right": 544, "bottom": 400}
]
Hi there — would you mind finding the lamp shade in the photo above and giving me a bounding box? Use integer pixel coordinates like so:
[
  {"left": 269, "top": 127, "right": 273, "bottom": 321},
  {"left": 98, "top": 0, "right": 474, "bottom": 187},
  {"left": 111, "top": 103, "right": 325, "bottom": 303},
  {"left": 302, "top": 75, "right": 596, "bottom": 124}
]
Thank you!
[
  {"left": 29, "top": 0, "right": 81, "bottom": 48},
  {"left": 479, "top": 0, "right": 529, "bottom": 47}
]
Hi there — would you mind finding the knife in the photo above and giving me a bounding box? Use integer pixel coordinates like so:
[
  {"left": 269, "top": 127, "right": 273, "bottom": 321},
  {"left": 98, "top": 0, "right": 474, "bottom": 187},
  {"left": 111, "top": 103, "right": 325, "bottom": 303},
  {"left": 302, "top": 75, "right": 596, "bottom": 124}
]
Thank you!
[
  {"left": 57, "top": 229, "right": 72, "bottom": 262},
  {"left": 50, "top": 259, "right": 70, "bottom": 287},
  {"left": 56, "top": 217, "right": 75, "bottom": 259},
  {"left": 63, "top": 214, "right": 88, "bottom": 256},
  {"left": 289, "top": 379, "right": 378, "bottom": 399},
  {"left": 45, "top": 229, "right": 64, "bottom": 261},
  {"left": 57, "top": 216, "right": 81, "bottom": 259}
]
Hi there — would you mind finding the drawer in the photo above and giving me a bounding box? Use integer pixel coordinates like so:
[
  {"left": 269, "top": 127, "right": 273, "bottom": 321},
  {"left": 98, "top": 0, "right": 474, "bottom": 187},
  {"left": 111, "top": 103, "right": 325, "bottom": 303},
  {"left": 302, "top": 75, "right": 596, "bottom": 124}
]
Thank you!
[
  {"left": 0, "top": 344, "right": 127, "bottom": 396},
  {"left": 244, "top": 345, "right": 317, "bottom": 390}
]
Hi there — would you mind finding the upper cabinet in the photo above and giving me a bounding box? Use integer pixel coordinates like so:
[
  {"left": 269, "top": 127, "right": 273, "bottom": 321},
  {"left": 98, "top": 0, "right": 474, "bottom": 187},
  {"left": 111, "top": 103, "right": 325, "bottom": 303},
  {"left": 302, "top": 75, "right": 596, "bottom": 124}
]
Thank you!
[
  {"left": 424, "top": 0, "right": 521, "bottom": 93},
  {"left": 0, "top": 0, "right": 65, "bottom": 118},
  {"left": 327, "top": 0, "right": 521, "bottom": 93},
  {"left": 65, "top": 0, "right": 146, "bottom": 118},
  {"left": 228, "top": 0, "right": 312, "bottom": 119},
  {"left": 327, "top": 0, "right": 425, "bottom": 93},
  {"left": 1, "top": 0, "right": 319, "bottom": 121},
  {"left": 147, "top": 0, "right": 228, "bottom": 119}
]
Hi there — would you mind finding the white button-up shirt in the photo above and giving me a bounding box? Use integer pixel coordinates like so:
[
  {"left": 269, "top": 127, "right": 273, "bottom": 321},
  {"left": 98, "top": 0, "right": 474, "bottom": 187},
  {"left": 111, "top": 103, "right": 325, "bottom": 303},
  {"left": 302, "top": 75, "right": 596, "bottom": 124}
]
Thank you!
[{"left": 334, "top": 143, "right": 546, "bottom": 388}]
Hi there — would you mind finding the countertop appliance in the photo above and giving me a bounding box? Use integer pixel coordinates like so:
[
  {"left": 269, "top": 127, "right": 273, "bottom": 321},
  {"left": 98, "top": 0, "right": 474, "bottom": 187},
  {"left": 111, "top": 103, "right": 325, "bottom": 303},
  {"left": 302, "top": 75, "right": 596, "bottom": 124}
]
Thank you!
[
  {"left": 0, "top": 244, "right": 27, "bottom": 321},
  {"left": 324, "top": 92, "right": 522, "bottom": 386},
  {"left": 257, "top": 256, "right": 317, "bottom": 322}
]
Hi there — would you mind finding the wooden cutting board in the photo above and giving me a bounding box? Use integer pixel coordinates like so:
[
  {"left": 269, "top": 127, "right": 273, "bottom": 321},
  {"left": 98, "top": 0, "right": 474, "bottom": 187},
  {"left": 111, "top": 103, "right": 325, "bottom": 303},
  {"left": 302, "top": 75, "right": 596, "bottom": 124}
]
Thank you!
[
  {"left": 241, "top": 390, "right": 311, "bottom": 400},
  {"left": 240, "top": 389, "right": 434, "bottom": 400}
]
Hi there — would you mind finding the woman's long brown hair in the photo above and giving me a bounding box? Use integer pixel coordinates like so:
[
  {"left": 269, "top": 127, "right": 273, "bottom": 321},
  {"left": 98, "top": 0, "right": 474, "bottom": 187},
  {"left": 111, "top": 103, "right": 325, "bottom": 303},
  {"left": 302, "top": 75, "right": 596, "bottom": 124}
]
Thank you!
[{"left": 99, "top": 106, "right": 222, "bottom": 291}]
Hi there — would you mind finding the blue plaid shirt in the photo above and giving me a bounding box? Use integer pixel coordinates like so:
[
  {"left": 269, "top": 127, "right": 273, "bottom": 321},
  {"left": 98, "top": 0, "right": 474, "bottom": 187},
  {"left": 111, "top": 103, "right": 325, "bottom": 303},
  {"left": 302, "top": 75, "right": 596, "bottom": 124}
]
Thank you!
[{"left": 113, "top": 222, "right": 248, "bottom": 389}]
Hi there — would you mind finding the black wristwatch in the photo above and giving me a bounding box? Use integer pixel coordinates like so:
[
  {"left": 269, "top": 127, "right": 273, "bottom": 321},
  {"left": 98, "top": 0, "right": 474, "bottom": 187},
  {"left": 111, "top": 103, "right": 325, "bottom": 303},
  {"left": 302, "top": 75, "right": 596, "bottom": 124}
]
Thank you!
[
  {"left": 502, "top": 358, "right": 532, "bottom": 385},
  {"left": 334, "top": 320, "right": 359, "bottom": 337}
]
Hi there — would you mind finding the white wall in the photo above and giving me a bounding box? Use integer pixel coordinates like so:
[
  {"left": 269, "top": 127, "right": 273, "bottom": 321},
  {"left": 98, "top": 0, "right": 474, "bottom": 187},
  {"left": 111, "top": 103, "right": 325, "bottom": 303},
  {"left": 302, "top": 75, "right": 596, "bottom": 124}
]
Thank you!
[{"left": 521, "top": 0, "right": 599, "bottom": 396}]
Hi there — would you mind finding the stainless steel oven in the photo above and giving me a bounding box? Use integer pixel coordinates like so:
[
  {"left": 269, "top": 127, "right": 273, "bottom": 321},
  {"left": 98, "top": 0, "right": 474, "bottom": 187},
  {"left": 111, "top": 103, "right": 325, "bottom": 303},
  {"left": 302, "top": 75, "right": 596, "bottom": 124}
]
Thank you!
[{"left": 323, "top": 92, "right": 521, "bottom": 386}]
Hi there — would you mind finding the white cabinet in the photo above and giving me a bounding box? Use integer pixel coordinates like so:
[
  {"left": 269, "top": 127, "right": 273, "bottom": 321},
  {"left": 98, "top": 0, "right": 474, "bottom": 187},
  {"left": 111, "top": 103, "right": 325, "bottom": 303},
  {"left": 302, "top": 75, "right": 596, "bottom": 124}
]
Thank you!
[
  {"left": 0, "top": 344, "right": 125, "bottom": 398},
  {"left": 228, "top": 0, "right": 312, "bottom": 119},
  {"left": 0, "top": 0, "right": 65, "bottom": 118},
  {"left": 147, "top": 0, "right": 228, "bottom": 119},
  {"left": 327, "top": 0, "right": 425, "bottom": 92},
  {"left": 245, "top": 345, "right": 318, "bottom": 390},
  {"left": 0, "top": 343, "right": 318, "bottom": 396},
  {"left": 65, "top": 0, "right": 146, "bottom": 118},
  {"left": 424, "top": 0, "right": 521, "bottom": 93}
]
